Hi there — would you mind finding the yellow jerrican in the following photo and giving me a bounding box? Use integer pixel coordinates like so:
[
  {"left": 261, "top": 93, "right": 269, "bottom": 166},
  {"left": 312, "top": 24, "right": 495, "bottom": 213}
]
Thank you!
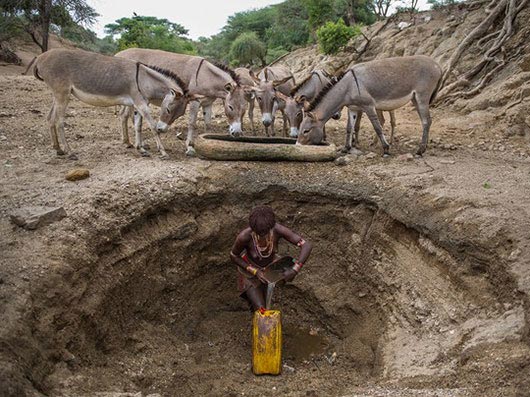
[{"left": 252, "top": 310, "right": 282, "bottom": 375}]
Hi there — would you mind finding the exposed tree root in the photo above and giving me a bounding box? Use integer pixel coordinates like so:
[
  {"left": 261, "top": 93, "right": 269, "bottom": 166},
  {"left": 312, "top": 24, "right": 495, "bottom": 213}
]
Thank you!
[{"left": 437, "top": 0, "right": 529, "bottom": 103}]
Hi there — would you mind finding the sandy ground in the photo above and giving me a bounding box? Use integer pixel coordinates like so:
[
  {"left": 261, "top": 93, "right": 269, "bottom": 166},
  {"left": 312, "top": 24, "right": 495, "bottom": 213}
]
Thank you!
[{"left": 1, "top": 69, "right": 530, "bottom": 397}]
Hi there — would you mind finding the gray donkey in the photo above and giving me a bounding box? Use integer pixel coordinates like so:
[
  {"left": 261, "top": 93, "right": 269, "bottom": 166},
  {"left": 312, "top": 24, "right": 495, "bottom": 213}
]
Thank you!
[
  {"left": 251, "top": 65, "right": 295, "bottom": 137},
  {"left": 297, "top": 56, "right": 442, "bottom": 156},
  {"left": 32, "top": 48, "right": 187, "bottom": 159},
  {"left": 235, "top": 67, "right": 258, "bottom": 132},
  {"left": 282, "top": 70, "right": 395, "bottom": 143},
  {"left": 116, "top": 48, "right": 250, "bottom": 156}
]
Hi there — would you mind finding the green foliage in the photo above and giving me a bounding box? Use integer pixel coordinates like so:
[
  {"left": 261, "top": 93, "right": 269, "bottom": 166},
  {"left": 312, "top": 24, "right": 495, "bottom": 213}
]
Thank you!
[
  {"left": 304, "top": 0, "right": 334, "bottom": 32},
  {"left": 0, "top": 0, "right": 99, "bottom": 51},
  {"left": 196, "top": 0, "right": 376, "bottom": 65},
  {"left": 60, "top": 24, "right": 117, "bottom": 54},
  {"left": 105, "top": 15, "right": 196, "bottom": 54},
  {"left": 316, "top": 18, "right": 360, "bottom": 54},
  {"left": 427, "top": 0, "right": 460, "bottom": 9},
  {"left": 229, "top": 31, "right": 267, "bottom": 66}
]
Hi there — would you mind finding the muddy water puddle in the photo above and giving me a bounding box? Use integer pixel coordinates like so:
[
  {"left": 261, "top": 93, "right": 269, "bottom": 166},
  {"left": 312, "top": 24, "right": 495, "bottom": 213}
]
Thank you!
[{"left": 283, "top": 325, "right": 330, "bottom": 362}]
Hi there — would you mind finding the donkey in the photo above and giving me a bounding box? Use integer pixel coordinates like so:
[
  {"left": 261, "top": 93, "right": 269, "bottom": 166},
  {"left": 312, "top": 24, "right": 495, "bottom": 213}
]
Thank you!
[
  {"left": 297, "top": 55, "right": 442, "bottom": 156},
  {"left": 115, "top": 48, "right": 249, "bottom": 156},
  {"left": 235, "top": 67, "right": 258, "bottom": 133},
  {"left": 284, "top": 70, "right": 396, "bottom": 144},
  {"left": 278, "top": 70, "right": 334, "bottom": 138},
  {"left": 251, "top": 65, "right": 295, "bottom": 137},
  {"left": 32, "top": 48, "right": 187, "bottom": 159}
]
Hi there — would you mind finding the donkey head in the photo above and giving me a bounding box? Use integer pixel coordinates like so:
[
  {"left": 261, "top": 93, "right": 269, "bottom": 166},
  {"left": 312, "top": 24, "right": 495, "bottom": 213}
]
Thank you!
[
  {"left": 156, "top": 89, "right": 190, "bottom": 132},
  {"left": 253, "top": 77, "right": 291, "bottom": 128},
  {"left": 297, "top": 111, "right": 325, "bottom": 145},
  {"left": 276, "top": 91, "right": 303, "bottom": 138},
  {"left": 224, "top": 84, "right": 248, "bottom": 137}
]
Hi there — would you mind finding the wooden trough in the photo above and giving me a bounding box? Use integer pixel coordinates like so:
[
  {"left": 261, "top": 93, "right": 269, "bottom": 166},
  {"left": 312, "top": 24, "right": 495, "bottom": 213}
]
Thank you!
[{"left": 194, "top": 134, "right": 338, "bottom": 162}]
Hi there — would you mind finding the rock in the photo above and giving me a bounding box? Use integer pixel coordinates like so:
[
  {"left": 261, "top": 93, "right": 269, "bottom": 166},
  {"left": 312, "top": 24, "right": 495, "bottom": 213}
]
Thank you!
[
  {"left": 10, "top": 206, "right": 67, "bottom": 230},
  {"left": 283, "top": 364, "right": 295, "bottom": 373},
  {"left": 397, "top": 153, "right": 414, "bottom": 161},
  {"left": 508, "top": 248, "right": 521, "bottom": 261},
  {"left": 365, "top": 152, "right": 377, "bottom": 159},
  {"left": 334, "top": 156, "right": 351, "bottom": 166},
  {"left": 440, "top": 160, "right": 455, "bottom": 165},
  {"left": 65, "top": 168, "right": 90, "bottom": 181}
]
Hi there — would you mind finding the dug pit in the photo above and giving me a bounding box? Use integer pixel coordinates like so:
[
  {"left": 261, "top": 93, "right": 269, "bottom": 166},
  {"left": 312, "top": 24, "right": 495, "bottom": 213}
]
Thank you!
[{"left": 6, "top": 184, "right": 527, "bottom": 397}]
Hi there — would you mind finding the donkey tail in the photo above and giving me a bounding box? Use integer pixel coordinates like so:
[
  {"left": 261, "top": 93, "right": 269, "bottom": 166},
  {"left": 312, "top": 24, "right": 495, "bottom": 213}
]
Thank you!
[
  {"left": 33, "top": 63, "right": 44, "bottom": 81},
  {"left": 22, "top": 56, "right": 37, "bottom": 76}
]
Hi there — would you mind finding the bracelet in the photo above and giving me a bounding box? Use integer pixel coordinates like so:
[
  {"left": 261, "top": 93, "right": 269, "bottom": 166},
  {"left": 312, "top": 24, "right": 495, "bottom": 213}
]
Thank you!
[
  {"left": 292, "top": 261, "right": 303, "bottom": 273},
  {"left": 246, "top": 265, "right": 258, "bottom": 276}
]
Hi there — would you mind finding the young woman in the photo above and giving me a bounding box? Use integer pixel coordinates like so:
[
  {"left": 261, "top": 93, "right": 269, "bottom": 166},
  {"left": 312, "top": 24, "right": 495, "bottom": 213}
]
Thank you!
[{"left": 230, "top": 206, "right": 312, "bottom": 311}]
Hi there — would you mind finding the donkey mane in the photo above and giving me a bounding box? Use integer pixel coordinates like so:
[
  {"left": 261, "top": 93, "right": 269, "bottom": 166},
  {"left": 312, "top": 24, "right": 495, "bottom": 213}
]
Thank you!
[
  {"left": 143, "top": 64, "right": 188, "bottom": 94},
  {"left": 290, "top": 72, "right": 315, "bottom": 96},
  {"left": 306, "top": 71, "right": 347, "bottom": 112},
  {"left": 212, "top": 61, "right": 241, "bottom": 86}
]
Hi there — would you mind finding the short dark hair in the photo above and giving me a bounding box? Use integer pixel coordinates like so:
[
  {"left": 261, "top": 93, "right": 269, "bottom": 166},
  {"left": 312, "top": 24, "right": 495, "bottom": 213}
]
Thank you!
[{"left": 249, "top": 206, "right": 276, "bottom": 236}]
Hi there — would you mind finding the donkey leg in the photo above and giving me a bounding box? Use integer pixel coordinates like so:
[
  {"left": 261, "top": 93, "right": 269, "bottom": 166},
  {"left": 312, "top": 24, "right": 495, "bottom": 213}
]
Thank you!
[
  {"left": 248, "top": 98, "right": 255, "bottom": 134},
  {"left": 343, "top": 110, "right": 355, "bottom": 153},
  {"left": 372, "top": 110, "right": 386, "bottom": 146},
  {"left": 119, "top": 106, "right": 133, "bottom": 148},
  {"left": 133, "top": 110, "right": 150, "bottom": 156},
  {"left": 389, "top": 110, "right": 396, "bottom": 144},
  {"left": 186, "top": 100, "right": 201, "bottom": 156},
  {"left": 53, "top": 93, "right": 75, "bottom": 159},
  {"left": 354, "top": 110, "right": 362, "bottom": 146},
  {"left": 282, "top": 110, "right": 288, "bottom": 137},
  {"left": 202, "top": 99, "right": 214, "bottom": 130},
  {"left": 135, "top": 103, "right": 169, "bottom": 159},
  {"left": 412, "top": 96, "right": 432, "bottom": 156},
  {"left": 47, "top": 98, "right": 61, "bottom": 154},
  {"left": 364, "top": 107, "right": 390, "bottom": 157}
]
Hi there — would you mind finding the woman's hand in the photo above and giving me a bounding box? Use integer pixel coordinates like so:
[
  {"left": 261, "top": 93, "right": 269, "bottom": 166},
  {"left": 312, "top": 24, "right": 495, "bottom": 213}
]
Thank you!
[
  {"left": 256, "top": 269, "right": 269, "bottom": 284},
  {"left": 283, "top": 268, "right": 297, "bottom": 283}
]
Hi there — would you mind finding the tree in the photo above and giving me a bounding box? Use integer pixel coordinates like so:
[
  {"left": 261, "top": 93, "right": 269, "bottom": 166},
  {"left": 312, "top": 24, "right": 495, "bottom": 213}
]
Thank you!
[
  {"left": 105, "top": 15, "right": 195, "bottom": 54},
  {"left": 1, "top": 0, "right": 98, "bottom": 52},
  {"left": 229, "top": 31, "right": 267, "bottom": 66},
  {"left": 369, "top": 0, "right": 396, "bottom": 18},
  {"left": 304, "top": 0, "right": 335, "bottom": 33},
  {"left": 427, "top": 0, "right": 460, "bottom": 9},
  {"left": 316, "top": 18, "right": 361, "bottom": 54}
]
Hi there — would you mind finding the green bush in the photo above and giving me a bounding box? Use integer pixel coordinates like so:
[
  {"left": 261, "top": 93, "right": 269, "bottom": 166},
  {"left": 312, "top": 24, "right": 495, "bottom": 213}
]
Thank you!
[
  {"left": 229, "top": 31, "right": 267, "bottom": 66},
  {"left": 316, "top": 18, "right": 360, "bottom": 55}
]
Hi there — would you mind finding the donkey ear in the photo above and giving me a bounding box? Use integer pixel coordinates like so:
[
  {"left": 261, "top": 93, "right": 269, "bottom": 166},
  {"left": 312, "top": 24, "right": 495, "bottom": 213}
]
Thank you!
[
  {"left": 273, "top": 76, "right": 292, "bottom": 88},
  {"left": 249, "top": 70, "right": 261, "bottom": 84},
  {"left": 170, "top": 89, "right": 182, "bottom": 98},
  {"left": 295, "top": 94, "right": 307, "bottom": 104}
]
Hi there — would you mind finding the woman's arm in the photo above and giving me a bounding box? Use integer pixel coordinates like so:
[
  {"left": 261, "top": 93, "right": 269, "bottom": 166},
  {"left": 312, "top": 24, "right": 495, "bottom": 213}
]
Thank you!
[
  {"left": 275, "top": 224, "right": 312, "bottom": 277},
  {"left": 230, "top": 230, "right": 268, "bottom": 282}
]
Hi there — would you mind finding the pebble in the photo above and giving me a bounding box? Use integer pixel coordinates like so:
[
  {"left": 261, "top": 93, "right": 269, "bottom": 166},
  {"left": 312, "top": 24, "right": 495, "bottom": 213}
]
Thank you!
[
  {"left": 365, "top": 152, "right": 377, "bottom": 159},
  {"left": 65, "top": 168, "right": 90, "bottom": 181},
  {"left": 334, "top": 156, "right": 351, "bottom": 166},
  {"left": 397, "top": 153, "right": 414, "bottom": 161},
  {"left": 440, "top": 160, "right": 455, "bottom": 164}
]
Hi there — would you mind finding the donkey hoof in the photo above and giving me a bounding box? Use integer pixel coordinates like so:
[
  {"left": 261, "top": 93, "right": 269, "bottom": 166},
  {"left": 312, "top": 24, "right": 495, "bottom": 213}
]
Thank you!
[
  {"left": 186, "top": 147, "right": 196, "bottom": 157},
  {"left": 140, "top": 150, "right": 151, "bottom": 157},
  {"left": 160, "top": 154, "right": 170, "bottom": 160},
  {"left": 68, "top": 153, "right": 79, "bottom": 161},
  {"left": 124, "top": 143, "right": 134, "bottom": 149},
  {"left": 142, "top": 143, "right": 151, "bottom": 150},
  {"left": 56, "top": 149, "right": 66, "bottom": 156}
]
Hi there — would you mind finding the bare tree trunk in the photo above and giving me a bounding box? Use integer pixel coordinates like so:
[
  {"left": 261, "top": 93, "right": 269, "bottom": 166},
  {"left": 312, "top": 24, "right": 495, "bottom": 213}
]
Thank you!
[{"left": 39, "top": 0, "right": 52, "bottom": 53}]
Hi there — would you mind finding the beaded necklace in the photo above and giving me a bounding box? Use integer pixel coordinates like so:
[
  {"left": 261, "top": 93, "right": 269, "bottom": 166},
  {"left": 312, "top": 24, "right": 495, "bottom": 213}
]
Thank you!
[{"left": 251, "top": 229, "right": 274, "bottom": 259}]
